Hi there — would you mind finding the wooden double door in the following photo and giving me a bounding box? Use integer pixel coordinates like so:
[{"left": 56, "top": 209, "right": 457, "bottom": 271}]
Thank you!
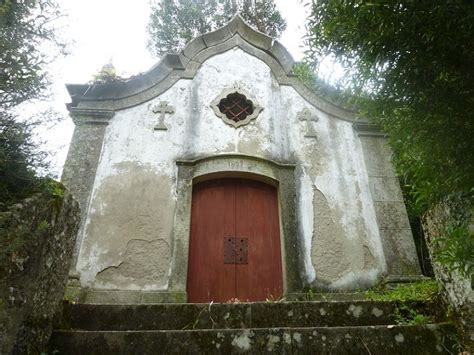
[{"left": 187, "top": 178, "right": 283, "bottom": 303}]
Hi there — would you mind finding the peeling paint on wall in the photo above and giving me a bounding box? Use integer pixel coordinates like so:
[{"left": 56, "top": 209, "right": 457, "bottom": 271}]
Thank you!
[
  {"left": 96, "top": 239, "right": 170, "bottom": 289},
  {"left": 311, "top": 188, "right": 351, "bottom": 284},
  {"left": 77, "top": 163, "right": 174, "bottom": 289}
]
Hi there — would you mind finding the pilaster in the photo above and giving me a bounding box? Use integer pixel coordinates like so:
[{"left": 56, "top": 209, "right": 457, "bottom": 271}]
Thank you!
[
  {"left": 354, "top": 122, "right": 422, "bottom": 277},
  {"left": 61, "top": 108, "right": 114, "bottom": 268}
]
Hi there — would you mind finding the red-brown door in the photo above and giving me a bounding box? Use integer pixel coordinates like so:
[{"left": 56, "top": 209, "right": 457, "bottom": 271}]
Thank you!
[{"left": 187, "top": 178, "right": 283, "bottom": 303}]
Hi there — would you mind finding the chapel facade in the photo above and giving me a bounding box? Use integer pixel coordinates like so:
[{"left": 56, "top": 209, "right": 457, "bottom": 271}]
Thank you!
[{"left": 62, "top": 15, "right": 422, "bottom": 303}]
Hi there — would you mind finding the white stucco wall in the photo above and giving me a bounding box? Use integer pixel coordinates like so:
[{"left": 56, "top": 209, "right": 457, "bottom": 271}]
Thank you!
[{"left": 76, "top": 48, "right": 386, "bottom": 291}]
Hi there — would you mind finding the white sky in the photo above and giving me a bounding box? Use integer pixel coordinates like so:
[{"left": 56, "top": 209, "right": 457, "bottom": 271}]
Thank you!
[{"left": 40, "top": 0, "right": 310, "bottom": 176}]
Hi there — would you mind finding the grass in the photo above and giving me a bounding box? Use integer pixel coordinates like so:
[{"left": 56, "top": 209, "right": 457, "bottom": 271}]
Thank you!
[{"left": 364, "top": 279, "right": 439, "bottom": 302}]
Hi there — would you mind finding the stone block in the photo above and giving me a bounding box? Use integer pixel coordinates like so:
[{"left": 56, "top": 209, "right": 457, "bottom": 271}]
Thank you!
[
  {"left": 163, "top": 53, "right": 185, "bottom": 69},
  {"left": 269, "top": 41, "right": 295, "bottom": 74},
  {"left": 183, "top": 36, "right": 207, "bottom": 59},
  {"left": 146, "top": 61, "right": 174, "bottom": 86},
  {"left": 369, "top": 177, "right": 404, "bottom": 202},
  {"left": 360, "top": 136, "right": 397, "bottom": 177},
  {"left": 374, "top": 201, "right": 412, "bottom": 230},
  {"left": 193, "top": 35, "right": 239, "bottom": 64},
  {"left": 51, "top": 328, "right": 294, "bottom": 354},
  {"left": 243, "top": 30, "right": 273, "bottom": 51},
  {"left": 61, "top": 303, "right": 253, "bottom": 331},
  {"left": 202, "top": 26, "right": 233, "bottom": 47},
  {"left": 291, "top": 324, "right": 456, "bottom": 354},
  {"left": 178, "top": 52, "right": 191, "bottom": 67},
  {"left": 378, "top": 228, "right": 421, "bottom": 275},
  {"left": 226, "top": 13, "right": 246, "bottom": 35},
  {"left": 83, "top": 290, "right": 141, "bottom": 304},
  {"left": 140, "top": 291, "right": 187, "bottom": 304},
  {"left": 250, "top": 301, "right": 398, "bottom": 328},
  {"left": 50, "top": 323, "right": 456, "bottom": 354},
  {"left": 236, "top": 22, "right": 273, "bottom": 50},
  {"left": 0, "top": 190, "right": 80, "bottom": 354}
]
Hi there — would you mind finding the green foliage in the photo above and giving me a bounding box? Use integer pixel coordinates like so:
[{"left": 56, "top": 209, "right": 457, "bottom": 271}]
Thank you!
[
  {"left": 147, "top": 0, "right": 286, "bottom": 56},
  {"left": 302, "top": 287, "right": 315, "bottom": 301},
  {"left": 0, "top": 0, "right": 67, "bottom": 207},
  {"left": 292, "top": 61, "right": 357, "bottom": 110},
  {"left": 0, "top": 113, "right": 47, "bottom": 208},
  {"left": 40, "top": 178, "right": 66, "bottom": 212},
  {"left": 365, "top": 279, "right": 438, "bottom": 302},
  {"left": 239, "top": 0, "right": 286, "bottom": 38},
  {"left": 393, "top": 304, "right": 433, "bottom": 325},
  {"left": 435, "top": 222, "right": 473, "bottom": 278},
  {"left": 305, "top": 1, "right": 474, "bottom": 211},
  {"left": 0, "top": 223, "right": 28, "bottom": 266},
  {"left": 364, "top": 281, "right": 439, "bottom": 324},
  {"left": 0, "top": 0, "right": 67, "bottom": 110},
  {"left": 92, "top": 62, "right": 123, "bottom": 84}
]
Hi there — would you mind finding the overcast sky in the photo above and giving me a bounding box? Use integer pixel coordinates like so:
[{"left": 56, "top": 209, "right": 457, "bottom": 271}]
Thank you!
[{"left": 41, "top": 0, "right": 310, "bottom": 176}]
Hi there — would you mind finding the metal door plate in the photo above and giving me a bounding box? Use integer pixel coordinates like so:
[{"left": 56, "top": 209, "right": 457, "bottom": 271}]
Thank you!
[
  {"left": 223, "top": 237, "right": 248, "bottom": 264},
  {"left": 235, "top": 238, "right": 248, "bottom": 264},
  {"left": 224, "top": 237, "right": 235, "bottom": 264}
]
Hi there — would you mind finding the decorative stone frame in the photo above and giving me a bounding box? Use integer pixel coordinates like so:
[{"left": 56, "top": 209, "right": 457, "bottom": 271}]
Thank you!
[
  {"left": 168, "top": 154, "right": 303, "bottom": 299},
  {"left": 210, "top": 85, "right": 263, "bottom": 127}
]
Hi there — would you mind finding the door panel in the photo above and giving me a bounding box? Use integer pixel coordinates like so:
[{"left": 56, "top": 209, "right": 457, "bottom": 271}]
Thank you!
[
  {"left": 187, "top": 178, "right": 283, "bottom": 303},
  {"left": 187, "top": 180, "right": 236, "bottom": 303},
  {"left": 235, "top": 180, "right": 283, "bottom": 301}
]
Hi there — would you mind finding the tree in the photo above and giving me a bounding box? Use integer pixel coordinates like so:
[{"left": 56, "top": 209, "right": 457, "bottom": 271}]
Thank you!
[
  {"left": 0, "top": 0, "right": 67, "bottom": 207},
  {"left": 0, "top": 113, "right": 48, "bottom": 207},
  {"left": 305, "top": 1, "right": 474, "bottom": 211},
  {"left": 0, "top": 0, "right": 66, "bottom": 110},
  {"left": 147, "top": 0, "right": 286, "bottom": 57}
]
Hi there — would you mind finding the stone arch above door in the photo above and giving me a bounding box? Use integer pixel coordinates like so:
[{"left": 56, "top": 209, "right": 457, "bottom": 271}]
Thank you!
[{"left": 168, "top": 154, "right": 302, "bottom": 298}]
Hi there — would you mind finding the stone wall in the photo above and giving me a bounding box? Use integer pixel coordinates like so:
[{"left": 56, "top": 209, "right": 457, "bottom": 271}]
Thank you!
[
  {"left": 0, "top": 186, "right": 80, "bottom": 354},
  {"left": 358, "top": 133, "right": 421, "bottom": 278},
  {"left": 422, "top": 198, "right": 473, "bottom": 349}
]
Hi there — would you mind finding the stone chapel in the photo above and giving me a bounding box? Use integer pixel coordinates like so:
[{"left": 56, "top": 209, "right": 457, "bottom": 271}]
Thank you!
[{"left": 62, "top": 15, "right": 422, "bottom": 303}]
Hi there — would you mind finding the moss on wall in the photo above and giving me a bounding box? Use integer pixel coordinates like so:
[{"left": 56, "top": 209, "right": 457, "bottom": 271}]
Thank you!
[
  {"left": 0, "top": 182, "right": 80, "bottom": 354},
  {"left": 422, "top": 195, "right": 473, "bottom": 351}
]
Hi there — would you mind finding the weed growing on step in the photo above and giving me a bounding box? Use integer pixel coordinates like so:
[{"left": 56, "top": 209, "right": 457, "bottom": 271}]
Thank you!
[
  {"left": 364, "top": 279, "right": 442, "bottom": 326},
  {"left": 364, "top": 279, "right": 438, "bottom": 302},
  {"left": 393, "top": 304, "right": 434, "bottom": 325}
]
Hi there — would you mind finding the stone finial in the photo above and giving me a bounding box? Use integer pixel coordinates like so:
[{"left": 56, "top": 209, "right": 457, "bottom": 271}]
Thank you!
[
  {"left": 297, "top": 108, "right": 319, "bottom": 138},
  {"left": 152, "top": 101, "right": 175, "bottom": 130}
]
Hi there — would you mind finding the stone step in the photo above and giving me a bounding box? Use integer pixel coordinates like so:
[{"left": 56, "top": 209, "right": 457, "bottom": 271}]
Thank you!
[
  {"left": 49, "top": 323, "right": 456, "bottom": 355},
  {"left": 58, "top": 300, "right": 437, "bottom": 331}
]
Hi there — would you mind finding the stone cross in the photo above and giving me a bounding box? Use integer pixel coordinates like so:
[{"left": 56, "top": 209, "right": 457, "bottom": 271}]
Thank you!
[
  {"left": 297, "top": 108, "right": 319, "bottom": 138},
  {"left": 152, "top": 101, "right": 175, "bottom": 130}
]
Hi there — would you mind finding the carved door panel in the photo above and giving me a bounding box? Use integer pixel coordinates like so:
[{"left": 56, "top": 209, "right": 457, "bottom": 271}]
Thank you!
[{"left": 187, "top": 178, "right": 283, "bottom": 303}]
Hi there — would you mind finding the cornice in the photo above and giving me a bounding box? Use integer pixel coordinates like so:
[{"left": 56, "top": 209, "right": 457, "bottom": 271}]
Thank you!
[
  {"left": 352, "top": 121, "right": 387, "bottom": 137},
  {"left": 66, "top": 14, "right": 356, "bottom": 122}
]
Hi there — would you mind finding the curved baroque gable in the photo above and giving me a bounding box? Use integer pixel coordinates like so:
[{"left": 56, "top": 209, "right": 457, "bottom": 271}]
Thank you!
[{"left": 66, "top": 14, "right": 356, "bottom": 122}]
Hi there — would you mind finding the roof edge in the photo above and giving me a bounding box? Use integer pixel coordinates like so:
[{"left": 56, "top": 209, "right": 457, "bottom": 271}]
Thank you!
[{"left": 66, "top": 14, "right": 356, "bottom": 122}]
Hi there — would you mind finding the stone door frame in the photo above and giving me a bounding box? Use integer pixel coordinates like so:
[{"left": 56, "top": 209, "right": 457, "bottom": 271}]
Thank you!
[{"left": 168, "top": 154, "right": 302, "bottom": 299}]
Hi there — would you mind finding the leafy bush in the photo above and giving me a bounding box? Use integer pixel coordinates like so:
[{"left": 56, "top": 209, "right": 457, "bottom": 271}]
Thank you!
[{"left": 432, "top": 214, "right": 474, "bottom": 278}]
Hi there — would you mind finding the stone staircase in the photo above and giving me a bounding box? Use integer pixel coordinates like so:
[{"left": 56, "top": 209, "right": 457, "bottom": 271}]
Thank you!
[{"left": 49, "top": 300, "right": 457, "bottom": 354}]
